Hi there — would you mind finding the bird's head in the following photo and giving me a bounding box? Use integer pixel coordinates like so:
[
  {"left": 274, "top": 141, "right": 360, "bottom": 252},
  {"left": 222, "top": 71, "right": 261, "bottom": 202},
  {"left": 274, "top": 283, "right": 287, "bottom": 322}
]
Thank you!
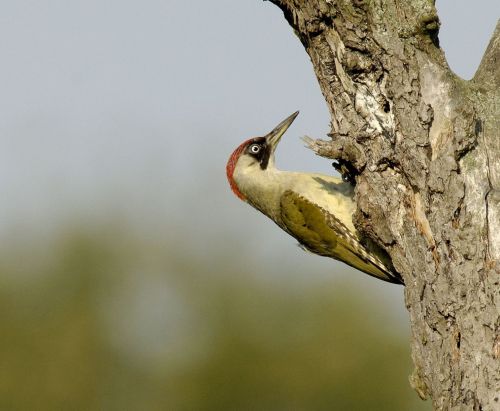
[{"left": 226, "top": 111, "right": 299, "bottom": 201}]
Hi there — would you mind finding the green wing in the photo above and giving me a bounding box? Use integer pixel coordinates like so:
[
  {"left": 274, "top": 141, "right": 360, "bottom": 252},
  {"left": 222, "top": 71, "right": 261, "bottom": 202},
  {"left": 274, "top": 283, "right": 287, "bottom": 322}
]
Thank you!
[{"left": 280, "top": 190, "right": 402, "bottom": 284}]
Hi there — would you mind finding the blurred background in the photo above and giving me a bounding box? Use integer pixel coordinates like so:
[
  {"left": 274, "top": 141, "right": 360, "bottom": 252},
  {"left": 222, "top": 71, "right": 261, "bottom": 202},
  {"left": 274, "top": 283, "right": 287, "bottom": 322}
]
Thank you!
[{"left": 0, "top": 1, "right": 498, "bottom": 410}]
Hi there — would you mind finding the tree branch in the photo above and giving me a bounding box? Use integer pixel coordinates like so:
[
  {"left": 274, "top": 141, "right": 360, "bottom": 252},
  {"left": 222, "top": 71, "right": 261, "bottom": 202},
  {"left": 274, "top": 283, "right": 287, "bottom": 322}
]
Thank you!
[{"left": 474, "top": 19, "right": 500, "bottom": 88}]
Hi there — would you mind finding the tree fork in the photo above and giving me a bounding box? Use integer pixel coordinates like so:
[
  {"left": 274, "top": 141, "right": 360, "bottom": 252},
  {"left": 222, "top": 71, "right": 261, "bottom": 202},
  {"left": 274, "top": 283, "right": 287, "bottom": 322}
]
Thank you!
[{"left": 266, "top": 0, "right": 500, "bottom": 409}]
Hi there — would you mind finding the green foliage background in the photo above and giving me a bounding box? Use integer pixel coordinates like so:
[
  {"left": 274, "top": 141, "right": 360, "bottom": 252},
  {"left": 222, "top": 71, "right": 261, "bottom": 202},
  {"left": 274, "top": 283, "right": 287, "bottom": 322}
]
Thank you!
[{"left": 0, "top": 224, "right": 430, "bottom": 410}]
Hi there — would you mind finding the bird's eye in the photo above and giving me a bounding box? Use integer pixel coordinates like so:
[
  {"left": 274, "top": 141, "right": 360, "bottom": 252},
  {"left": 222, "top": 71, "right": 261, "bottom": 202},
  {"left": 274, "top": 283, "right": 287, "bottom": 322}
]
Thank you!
[{"left": 249, "top": 144, "right": 261, "bottom": 154}]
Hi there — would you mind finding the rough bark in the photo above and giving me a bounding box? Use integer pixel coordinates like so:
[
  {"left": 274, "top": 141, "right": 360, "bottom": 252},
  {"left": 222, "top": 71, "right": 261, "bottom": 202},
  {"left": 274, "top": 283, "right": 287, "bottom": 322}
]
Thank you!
[{"left": 266, "top": 1, "right": 500, "bottom": 409}]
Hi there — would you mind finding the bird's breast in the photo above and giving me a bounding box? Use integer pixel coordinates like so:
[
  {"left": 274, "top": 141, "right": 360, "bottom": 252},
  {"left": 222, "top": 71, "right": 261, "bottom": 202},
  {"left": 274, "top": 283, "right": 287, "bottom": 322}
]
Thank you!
[{"left": 234, "top": 168, "right": 356, "bottom": 231}]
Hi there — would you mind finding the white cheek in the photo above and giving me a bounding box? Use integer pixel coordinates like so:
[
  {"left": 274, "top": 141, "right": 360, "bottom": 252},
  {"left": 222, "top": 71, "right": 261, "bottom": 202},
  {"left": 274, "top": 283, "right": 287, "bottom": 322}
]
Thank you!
[
  {"left": 236, "top": 156, "right": 257, "bottom": 172},
  {"left": 233, "top": 157, "right": 262, "bottom": 187}
]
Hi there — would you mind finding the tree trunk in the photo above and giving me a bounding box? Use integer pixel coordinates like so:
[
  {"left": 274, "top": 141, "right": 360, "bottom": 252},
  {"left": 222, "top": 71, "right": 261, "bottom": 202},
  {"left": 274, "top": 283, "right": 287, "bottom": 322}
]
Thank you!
[{"left": 267, "top": 1, "right": 500, "bottom": 409}]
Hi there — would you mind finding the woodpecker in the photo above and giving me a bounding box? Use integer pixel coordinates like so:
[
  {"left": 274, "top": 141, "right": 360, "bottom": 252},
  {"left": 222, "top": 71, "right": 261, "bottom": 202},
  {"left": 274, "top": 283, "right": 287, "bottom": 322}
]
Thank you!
[{"left": 226, "top": 111, "right": 402, "bottom": 284}]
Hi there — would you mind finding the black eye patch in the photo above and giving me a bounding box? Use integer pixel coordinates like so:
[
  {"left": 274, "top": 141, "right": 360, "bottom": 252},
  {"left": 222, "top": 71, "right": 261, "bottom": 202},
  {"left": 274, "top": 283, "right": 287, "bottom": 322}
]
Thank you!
[{"left": 246, "top": 137, "right": 271, "bottom": 170}]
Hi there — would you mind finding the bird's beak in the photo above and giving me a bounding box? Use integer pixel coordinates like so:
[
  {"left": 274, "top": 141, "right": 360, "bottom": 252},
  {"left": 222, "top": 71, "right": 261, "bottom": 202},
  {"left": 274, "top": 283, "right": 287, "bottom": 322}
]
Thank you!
[{"left": 265, "top": 111, "right": 299, "bottom": 152}]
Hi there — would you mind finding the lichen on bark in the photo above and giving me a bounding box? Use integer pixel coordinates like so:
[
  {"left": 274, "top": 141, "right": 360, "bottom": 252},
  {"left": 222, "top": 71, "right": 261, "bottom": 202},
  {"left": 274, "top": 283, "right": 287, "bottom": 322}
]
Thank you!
[{"left": 266, "top": 1, "right": 500, "bottom": 409}]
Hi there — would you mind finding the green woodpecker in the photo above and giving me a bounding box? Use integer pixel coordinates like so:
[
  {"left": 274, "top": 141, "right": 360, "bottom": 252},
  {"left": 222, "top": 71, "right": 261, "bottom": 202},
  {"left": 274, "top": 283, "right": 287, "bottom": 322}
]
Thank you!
[{"left": 226, "top": 112, "right": 402, "bottom": 284}]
